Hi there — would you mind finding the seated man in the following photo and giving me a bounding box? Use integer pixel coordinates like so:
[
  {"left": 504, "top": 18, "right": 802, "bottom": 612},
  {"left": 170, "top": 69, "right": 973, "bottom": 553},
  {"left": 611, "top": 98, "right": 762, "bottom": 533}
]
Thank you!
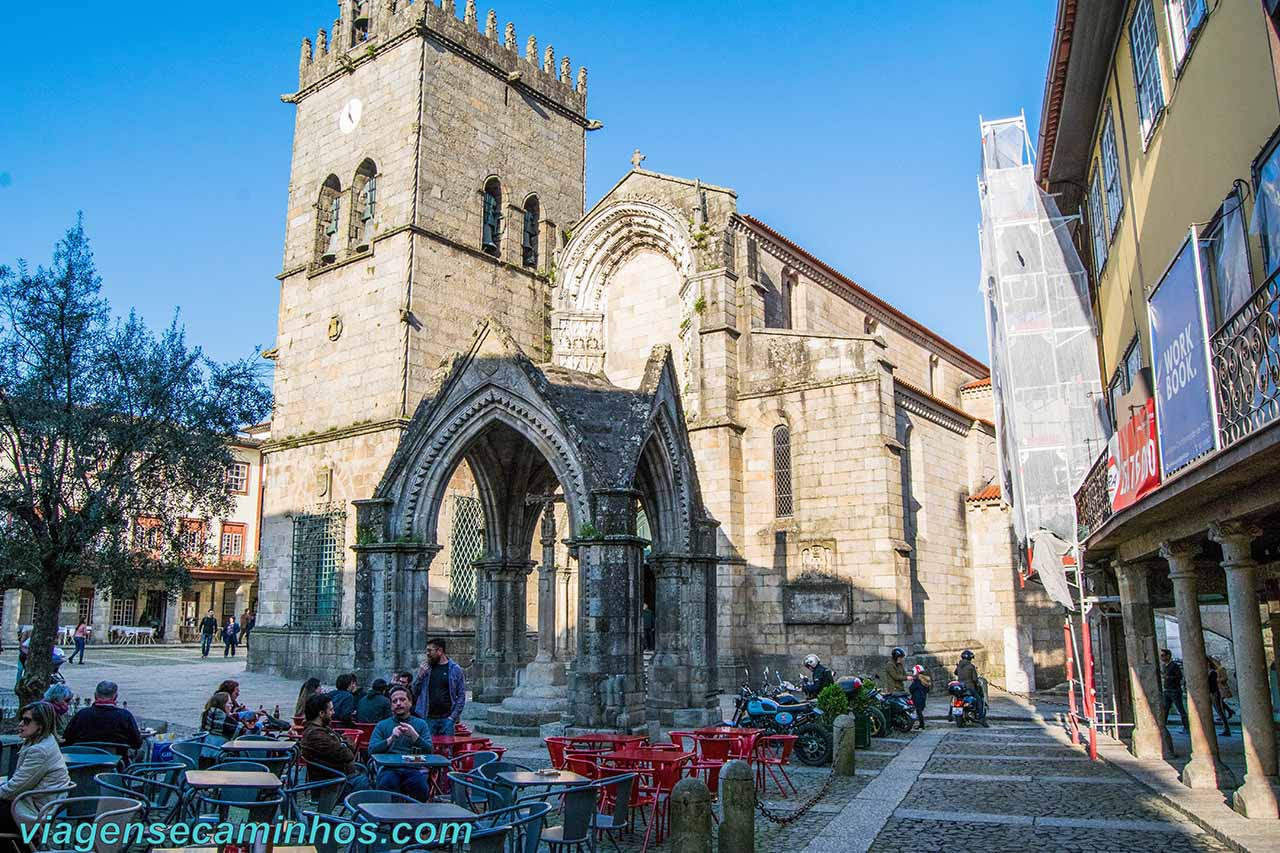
[
  {"left": 300, "top": 693, "right": 368, "bottom": 793},
  {"left": 356, "top": 679, "right": 392, "bottom": 724},
  {"left": 368, "top": 686, "right": 433, "bottom": 800},
  {"left": 328, "top": 673, "right": 360, "bottom": 723},
  {"left": 63, "top": 680, "right": 144, "bottom": 758}
]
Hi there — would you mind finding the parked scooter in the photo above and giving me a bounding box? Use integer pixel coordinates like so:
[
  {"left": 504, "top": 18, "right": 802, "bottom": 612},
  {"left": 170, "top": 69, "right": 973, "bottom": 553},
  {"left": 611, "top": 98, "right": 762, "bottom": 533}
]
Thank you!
[{"left": 947, "top": 680, "right": 981, "bottom": 727}]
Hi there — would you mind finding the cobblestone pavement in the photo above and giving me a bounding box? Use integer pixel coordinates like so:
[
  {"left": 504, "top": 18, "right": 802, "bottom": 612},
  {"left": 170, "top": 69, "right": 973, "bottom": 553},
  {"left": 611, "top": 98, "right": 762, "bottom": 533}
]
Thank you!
[{"left": 860, "top": 719, "right": 1228, "bottom": 853}]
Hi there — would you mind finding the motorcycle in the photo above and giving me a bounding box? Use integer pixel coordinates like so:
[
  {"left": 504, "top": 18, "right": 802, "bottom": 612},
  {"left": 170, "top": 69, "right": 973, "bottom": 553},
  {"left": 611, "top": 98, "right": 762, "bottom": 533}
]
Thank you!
[
  {"left": 865, "top": 685, "right": 915, "bottom": 734},
  {"left": 947, "top": 680, "right": 981, "bottom": 727},
  {"left": 726, "top": 669, "right": 833, "bottom": 766}
]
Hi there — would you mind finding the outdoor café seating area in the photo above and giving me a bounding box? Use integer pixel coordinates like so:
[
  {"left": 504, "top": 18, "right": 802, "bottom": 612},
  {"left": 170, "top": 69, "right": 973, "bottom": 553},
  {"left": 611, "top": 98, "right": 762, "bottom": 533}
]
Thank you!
[{"left": 0, "top": 720, "right": 799, "bottom": 852}]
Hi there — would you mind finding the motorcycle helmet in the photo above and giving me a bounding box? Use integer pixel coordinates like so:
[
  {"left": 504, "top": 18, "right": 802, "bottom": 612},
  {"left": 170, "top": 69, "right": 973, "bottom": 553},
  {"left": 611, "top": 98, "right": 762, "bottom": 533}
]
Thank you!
[
  {"left": 960, "top": 649, "right": 975, "bottom": 661},
  {"left": 849, "top": 677, "right": 863, "bottom": 691},
  {"left": 947, "top": 680, "right": 966, "bottom": 697},
  {"left": 802, "top": 654, "right": 820, "bottom": 670},
  {"left": 911, "top": 664, "right": 925, "bottom": 675},
  {"left": 891, "top": 647, "right": 905, "bottom": 659}
]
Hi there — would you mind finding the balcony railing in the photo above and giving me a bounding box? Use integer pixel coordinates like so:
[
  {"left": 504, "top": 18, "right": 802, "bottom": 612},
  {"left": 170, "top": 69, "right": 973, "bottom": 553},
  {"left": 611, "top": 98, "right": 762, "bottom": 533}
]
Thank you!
[
  {"left": 1074, "top": 449, "right": 1112, "bottom": 542},
  {"left": 1211, "top": 269, "right": 1280, "bottom": 446}
]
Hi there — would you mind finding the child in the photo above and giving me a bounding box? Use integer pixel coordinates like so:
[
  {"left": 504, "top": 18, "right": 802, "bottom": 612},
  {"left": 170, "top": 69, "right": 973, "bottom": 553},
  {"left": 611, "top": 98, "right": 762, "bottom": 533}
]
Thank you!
[{"left": 908, "top": 664, "right": 931, "bottom": 729}]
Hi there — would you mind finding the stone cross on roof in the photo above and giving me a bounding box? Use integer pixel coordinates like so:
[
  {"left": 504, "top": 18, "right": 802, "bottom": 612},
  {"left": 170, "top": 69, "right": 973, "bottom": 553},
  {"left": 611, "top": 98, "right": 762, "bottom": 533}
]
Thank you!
[{"left": 631, "top": 149, "right": 646, "bottom": 169}]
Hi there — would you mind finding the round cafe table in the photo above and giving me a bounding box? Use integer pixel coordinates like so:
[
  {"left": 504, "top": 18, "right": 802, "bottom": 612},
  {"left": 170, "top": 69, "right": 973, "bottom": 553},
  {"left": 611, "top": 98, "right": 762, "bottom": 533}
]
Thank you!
[{"left": 493, "top": 768, "right": 589, "bottom": 806}]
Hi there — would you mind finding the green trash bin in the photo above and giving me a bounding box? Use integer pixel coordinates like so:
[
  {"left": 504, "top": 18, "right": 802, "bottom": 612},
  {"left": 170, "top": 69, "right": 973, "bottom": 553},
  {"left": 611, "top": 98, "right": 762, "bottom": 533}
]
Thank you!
[{"left": 853, "top": 712, "right": 873, "bottom": 749}]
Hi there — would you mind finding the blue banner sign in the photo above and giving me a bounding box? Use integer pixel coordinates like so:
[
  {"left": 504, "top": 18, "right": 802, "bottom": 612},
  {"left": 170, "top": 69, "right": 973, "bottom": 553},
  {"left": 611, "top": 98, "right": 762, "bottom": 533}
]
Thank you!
[{"left": 1147, "top": 230, "right": 1219, "bottom": 478}]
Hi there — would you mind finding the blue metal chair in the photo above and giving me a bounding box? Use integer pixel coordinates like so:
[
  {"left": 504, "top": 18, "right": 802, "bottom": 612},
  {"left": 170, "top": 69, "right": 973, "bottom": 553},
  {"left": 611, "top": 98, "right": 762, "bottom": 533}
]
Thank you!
[
  {"left": 475, "top": 801, "right": 551, "bottom": 853},
  {"left": 590, "top": 773, "right": 638, "bottom": 851},
  {"left": 300, "top": 811, "right": 363, "bottom": 853},
  {"left": 93, "top": 771, "right": 182, "bottom": 822},
  {"left": 530, "top": 784, "right": 597, "bottom": 853},
  {"left": 36, "top": 796, "right": 145, "bottom": 853},
  {"left": 284, "top": 759, "right": 359, "bottom": 819},
  {"left": 447, "top": 770, "right": 502, "bottom": 813}
]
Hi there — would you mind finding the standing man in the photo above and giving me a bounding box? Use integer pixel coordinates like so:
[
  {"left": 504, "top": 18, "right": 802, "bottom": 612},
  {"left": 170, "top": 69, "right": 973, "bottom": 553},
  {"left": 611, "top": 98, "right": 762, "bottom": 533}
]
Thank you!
[
  {"left": 199, "top": 609, "right": 218, "bottom": 658},
  {"left": 412, "top": 638, "right": 465, "bottom": 735},
  {"left": 241, "top": 608, "right": 255, "bottom": 650},
  {"left": 222, "top": 616, "right": 240, "bottom": 657},
  {"left": 954, "top": 649, "right": 988, "bottom": 727},
  {"left": 369, "top": 686, "right": 433, "bottom": 800},
  {"left": 885, "top": 647, "right": 909, "bottom": 694},
  {"left": 1160, "top": 649, "right": 1189, "bottom": 731}
]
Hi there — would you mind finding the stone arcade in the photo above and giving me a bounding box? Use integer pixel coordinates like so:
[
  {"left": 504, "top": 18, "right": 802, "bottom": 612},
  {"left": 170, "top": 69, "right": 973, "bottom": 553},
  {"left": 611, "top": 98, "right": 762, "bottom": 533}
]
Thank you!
[
  {"left": 351, "top": 321, "right": 719, "bottom": 729},
  {"left": 250, "top": 0, "right": 1065, "bottom": 730}
]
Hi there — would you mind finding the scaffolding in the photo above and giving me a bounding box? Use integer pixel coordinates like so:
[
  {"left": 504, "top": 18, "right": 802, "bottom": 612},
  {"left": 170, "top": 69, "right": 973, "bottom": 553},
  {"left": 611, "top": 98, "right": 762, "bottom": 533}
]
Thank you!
[{"left": 978, "top": 115, "right": 1112, "bottom": 756}]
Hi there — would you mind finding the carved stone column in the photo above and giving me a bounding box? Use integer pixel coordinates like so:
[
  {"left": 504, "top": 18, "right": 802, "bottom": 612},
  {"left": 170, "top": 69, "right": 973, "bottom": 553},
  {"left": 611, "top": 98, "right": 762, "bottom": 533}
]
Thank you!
[
  {"left": 569, "top": 490, "right": 645, "bottom": 731},
  {"left": 352, "top": 498, "right": 440, "bottom": 683},
  {"left": 1209, "top": 522, "right": 1280, "bottom": 818},
  {"left": 535, "top": 505, "right": 558, "bottom": 664},
  {"left": 473, "top": 558, "right": 535, "bottom": 703},
  {"left": 1160, "top": 542, "right": 1226, "bottom": 790},
  {"left": 1114, "top": 560, "right": 1171, "bottom": 760}
]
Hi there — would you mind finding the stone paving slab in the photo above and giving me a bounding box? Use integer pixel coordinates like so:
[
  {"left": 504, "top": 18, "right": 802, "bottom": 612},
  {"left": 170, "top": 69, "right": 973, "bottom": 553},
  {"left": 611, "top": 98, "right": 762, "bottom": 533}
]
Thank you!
[
  {"left": 872, "top": 816, "right": 1233, "bottom": 852},
  {"left": 901, "top": 778, "right": 1191, "bottom": 822}
]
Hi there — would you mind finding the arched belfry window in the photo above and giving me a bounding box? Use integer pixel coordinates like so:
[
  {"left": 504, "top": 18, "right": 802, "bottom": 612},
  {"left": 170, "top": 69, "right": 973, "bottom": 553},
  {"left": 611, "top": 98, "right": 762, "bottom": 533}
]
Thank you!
[
  {"left": 522, "top": 195, "right": 541, "bottom": 269},
  {"left": 773, "top": 424, "right": 793, "bottom": 518},
  {"left": 350, "top": 0, "right": 370, "bottom": 46},
  {"left": 351, "top": 159, "right": 377, "bottom": 252},
  {"left": 316, "top": 175, "right": 343, "bottom": 265},
  {"left": 481, "top": 178, "right": 503, "bottom": 258}
]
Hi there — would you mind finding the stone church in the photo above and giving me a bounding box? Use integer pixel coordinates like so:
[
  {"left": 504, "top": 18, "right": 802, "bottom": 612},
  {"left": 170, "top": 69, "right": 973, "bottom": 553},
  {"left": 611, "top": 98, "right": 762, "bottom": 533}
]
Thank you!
[{"left": 251, "top": 0, "right": 1064, "bottom": 729}]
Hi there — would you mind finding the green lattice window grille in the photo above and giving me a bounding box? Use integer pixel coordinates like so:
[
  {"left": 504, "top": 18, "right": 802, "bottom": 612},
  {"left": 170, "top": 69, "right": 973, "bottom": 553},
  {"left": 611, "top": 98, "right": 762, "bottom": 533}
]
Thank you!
[
  {"left": 448, "top": 496, "right": 484, "bottom": 616},
  {"left": 291, "top": 509, "right": 346, "bottom": 629}
]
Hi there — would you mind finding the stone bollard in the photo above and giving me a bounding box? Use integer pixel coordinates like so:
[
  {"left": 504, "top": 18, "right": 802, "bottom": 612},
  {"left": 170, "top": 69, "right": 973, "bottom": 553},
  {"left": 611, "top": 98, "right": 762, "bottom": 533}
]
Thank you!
[
  {"left": 718, "top": 759, "right": 754, "bottom": 853},
  {"left": 669, "top": 776, "right": 713, "bottom": 853},
  {"left": 832, "top": 713, "right": 857, "bottom": 777}
]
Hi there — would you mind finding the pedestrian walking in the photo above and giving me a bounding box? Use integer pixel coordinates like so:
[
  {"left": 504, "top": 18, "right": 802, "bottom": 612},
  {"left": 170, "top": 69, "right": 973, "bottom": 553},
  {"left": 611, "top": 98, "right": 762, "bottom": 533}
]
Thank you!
[
  {"left": 908, "top": 664, "right": 931, "bottom": 729},
  {"left": 223, "top": 616, "right": 240, "bottom": 657},
  {"left": 198, "top": 609, "right": 218, "bottom": 658},
  {"left": 241, "top": 608, "right": 255, "bottom": 649},
  {"left": 1160, "top": 649, "right": 1189, "bottom": 731},
  {"left": 68, "top": 621, "right": 89, "bottom": 665},
  {"left": 1208, "top": 656, "right": 1234, "bottom": 736}
]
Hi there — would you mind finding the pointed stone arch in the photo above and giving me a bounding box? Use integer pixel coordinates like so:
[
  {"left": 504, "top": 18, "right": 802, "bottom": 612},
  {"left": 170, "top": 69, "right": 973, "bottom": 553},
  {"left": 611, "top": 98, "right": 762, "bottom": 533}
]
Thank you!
[{"left": 551, "top": 198, "right": 696, "bottom": 374}]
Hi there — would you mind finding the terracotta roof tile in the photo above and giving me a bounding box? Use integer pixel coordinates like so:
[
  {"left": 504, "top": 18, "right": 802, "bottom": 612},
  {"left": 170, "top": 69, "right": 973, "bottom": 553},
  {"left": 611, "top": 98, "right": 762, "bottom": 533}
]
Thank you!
[
  {"left": 966, "top": 484, "right": 1002, "bottom": 503},
  {"left": 961, "top": 377, "right": 992, "bottom": 391}
]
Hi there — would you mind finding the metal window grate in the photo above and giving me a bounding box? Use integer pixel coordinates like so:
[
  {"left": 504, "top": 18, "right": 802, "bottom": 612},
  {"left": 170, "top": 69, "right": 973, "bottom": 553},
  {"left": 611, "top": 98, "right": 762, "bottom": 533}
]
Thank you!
[
  {"left": 290, "top": 509, "right": 346, "bottom": 629},
  {"left": 773, "top": 425, "right": 794, "bottom": 518},
  {"left": 1100, "top": 107, "right": 1123, "bottom": 236},
  {"left": 448, "top": 496, "right": 484, "bottom": 616}
]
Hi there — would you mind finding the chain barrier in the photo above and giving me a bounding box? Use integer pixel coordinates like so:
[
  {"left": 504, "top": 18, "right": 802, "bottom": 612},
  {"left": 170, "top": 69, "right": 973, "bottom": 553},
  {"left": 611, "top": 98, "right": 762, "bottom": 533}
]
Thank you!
[{"left": 754, "top": 768, "right": 835, "bottom": 825}]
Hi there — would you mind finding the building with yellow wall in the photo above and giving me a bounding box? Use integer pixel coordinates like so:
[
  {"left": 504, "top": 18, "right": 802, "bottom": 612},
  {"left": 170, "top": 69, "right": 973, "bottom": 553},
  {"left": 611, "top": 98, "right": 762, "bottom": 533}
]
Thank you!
[{"left": 1038, "top": 0, "right": 1280, "bottom": 819}]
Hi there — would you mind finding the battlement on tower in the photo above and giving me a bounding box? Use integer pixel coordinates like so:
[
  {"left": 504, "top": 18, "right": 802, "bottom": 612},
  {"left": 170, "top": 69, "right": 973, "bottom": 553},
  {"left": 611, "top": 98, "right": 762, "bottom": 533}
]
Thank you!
[{"left": 294, "top": 0, "right": 587, "bottom": 119}]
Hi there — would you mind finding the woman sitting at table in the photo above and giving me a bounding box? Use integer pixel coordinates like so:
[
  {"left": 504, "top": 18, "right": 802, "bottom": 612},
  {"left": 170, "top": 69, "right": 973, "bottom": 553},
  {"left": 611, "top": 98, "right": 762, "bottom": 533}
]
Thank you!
[
  {"left": 201, "top": 691, "right": 258, "bottom": 741},
  {"left": 0, "top": 701, "right": 71, "bottom": 850},
  {"left": 40, "top": 685, "right": 73, "bottom": 738}
]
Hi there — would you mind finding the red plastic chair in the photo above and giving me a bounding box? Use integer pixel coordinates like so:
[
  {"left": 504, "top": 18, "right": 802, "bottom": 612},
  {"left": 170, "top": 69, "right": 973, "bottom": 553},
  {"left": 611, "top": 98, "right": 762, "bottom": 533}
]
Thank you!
[
  {"left": 638, "top": 753, "right": 692, "bottom": 852},
  {"left": 666, "top": 731, "right": 696, "bottom": 752},
  {"left": 727, "top": 731, "right": 760, "bottom": 765},
  {"left": 753, "top": 734, "right": 798, "bottom": 796},
  {"left": 545, "top": 736, "right": 571, "bottom": 769},
  {"left": 565, "top": 752, "right": 600, "bottom": 780},
  {"left": 690, "top": 736, "right": 732, "bottom": 795}
]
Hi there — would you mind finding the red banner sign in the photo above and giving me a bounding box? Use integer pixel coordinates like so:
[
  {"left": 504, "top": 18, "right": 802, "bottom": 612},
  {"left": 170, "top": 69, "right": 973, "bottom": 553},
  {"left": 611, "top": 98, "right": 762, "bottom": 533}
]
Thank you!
[{"left": 1107, "top": 398, "right": 1161, "bottom": 512}]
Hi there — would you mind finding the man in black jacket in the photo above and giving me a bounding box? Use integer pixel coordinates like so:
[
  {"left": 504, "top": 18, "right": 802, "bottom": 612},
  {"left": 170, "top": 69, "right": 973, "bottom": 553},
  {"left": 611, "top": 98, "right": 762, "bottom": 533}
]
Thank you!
[
  {"left": 1160, "top": 649, "right": 1189, "bottom": 731},
  {"left": 198, "top": 610, "right": 218, "bottom": 658},
  {"left": 801, "top": 654, "right": 834, "bottom": 698},
  {"left": 328, "top": 673, "right": 361, "bottom": 722},
  {"left": 63, "top": 681, "right": 143, "bottom": 759}
]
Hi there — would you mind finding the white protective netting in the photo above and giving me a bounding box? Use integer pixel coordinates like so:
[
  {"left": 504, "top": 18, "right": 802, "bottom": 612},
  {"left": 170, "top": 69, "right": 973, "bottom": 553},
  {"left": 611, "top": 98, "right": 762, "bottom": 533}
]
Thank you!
[{"left": 977, "top": 116, "right": 1108, "bottom": 596}]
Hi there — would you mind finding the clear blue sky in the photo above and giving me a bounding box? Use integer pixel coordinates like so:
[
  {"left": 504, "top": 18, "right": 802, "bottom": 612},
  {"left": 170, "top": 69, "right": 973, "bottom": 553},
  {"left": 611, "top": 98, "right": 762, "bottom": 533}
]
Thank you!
[{"left": 1, "top": 1, "right": 1055, "bottom": 368}]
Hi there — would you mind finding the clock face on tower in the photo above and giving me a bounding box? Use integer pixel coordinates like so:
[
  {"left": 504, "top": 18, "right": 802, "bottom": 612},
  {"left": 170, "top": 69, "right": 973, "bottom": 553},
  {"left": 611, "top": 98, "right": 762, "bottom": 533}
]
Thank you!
[{"left": 338, "top": 98, "right": 363, "bottom": 134}]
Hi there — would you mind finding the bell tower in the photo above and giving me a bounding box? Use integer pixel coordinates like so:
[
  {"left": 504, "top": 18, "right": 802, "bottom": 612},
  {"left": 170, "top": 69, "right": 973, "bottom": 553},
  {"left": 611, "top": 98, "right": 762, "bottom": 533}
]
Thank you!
[{"left": 253, "top": 0, "right": 591, "bottom": 678}]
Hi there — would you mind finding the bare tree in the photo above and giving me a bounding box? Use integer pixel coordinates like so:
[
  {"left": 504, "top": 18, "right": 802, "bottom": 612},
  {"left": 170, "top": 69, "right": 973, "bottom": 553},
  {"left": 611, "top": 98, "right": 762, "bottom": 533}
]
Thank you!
[{"left": 0, "top": 218, "right": 271, "bottom": 702}]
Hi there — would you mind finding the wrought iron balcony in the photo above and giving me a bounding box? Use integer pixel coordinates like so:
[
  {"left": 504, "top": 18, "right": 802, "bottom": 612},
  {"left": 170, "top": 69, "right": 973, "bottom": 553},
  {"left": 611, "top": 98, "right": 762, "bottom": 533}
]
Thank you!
[
  {"left": 1074, "top": 449, "right": 1111, "bottom": 543},
  {"left": 1211, "top": 269, "right": 1280, "bottom": 446}
]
